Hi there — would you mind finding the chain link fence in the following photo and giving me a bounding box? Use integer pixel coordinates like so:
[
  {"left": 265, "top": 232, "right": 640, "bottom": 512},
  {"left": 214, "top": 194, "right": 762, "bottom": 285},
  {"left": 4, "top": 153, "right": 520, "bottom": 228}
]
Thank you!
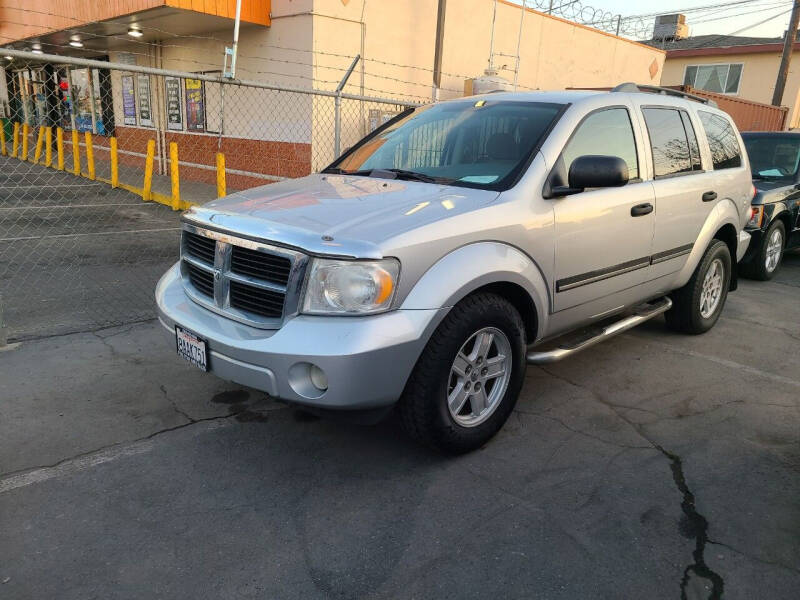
[{"left": 0, "top": 50, "right": 416, "bottom": 342}]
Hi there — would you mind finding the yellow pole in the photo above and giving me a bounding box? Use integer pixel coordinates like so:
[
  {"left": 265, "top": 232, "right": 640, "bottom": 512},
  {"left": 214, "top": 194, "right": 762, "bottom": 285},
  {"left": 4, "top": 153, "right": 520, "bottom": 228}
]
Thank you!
[
  {"left": 169, "top": 142, "right": 181, "bottom": 210},
  {"left": 56, "top": 128, "right": 64, "bottom": 171},
  {"left": 110, "top": 137, "right": 119, "bottom": 188},
  {"left": 33, "top": 126, "right": 45, "bottom": 164},
  {"left": 21, "top": 123, "right": 29, "bottom": 161},
  {"left": 45, "top": 127, "right": 52, "bottom": 167},
  {"left": 11, "top": 122, "right": 19, "bottom": 158},
  {"left": 142, "top": 139, "right": 155, "bottom": 202},
  {"left": 0, "top": 123, "right": 6, "bottom": 157},
  {"left": 71, "top": 129, "right": 80, "bottom": 175},
  {"left": 216, "top": 152, "right": 226, "bottom": 198},
  {"left": 84, "top": 131, "right": 95, "bottom": 180}
]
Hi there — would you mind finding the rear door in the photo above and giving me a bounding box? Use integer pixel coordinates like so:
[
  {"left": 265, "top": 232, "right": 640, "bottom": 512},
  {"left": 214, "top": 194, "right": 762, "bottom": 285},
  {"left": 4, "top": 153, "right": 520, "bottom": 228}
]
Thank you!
[
  {"left": 638, "top": 104, "right": 720, "bottom": 275},
  {"left": 551, "top": 106, "right": 655, "bottom": 312}
]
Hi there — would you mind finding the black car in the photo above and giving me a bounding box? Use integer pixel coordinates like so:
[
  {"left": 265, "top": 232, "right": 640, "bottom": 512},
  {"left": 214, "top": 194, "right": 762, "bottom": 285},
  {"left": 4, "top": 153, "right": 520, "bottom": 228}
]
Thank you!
[{"left": 740, "top": 132, "right": 800, "bottom": 280}]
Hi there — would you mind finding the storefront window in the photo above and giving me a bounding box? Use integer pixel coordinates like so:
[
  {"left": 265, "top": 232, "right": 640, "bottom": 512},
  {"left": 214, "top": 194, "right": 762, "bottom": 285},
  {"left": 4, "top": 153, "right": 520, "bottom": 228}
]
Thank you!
[{"left": 68, "top": 68, "right": 105, "bottom": 134}]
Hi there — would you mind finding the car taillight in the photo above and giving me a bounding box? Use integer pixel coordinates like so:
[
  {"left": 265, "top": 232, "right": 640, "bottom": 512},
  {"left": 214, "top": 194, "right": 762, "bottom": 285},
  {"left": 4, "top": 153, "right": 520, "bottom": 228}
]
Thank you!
[{"left": 752, "top": 184, "right": 757, "bottom": 199}]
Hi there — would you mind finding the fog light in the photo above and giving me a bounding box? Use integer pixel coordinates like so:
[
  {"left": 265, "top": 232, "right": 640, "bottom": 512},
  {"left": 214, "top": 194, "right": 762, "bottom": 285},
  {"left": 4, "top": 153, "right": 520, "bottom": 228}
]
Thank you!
[{"left": 309, "top": 364, "right": 328, "bottom": 391}]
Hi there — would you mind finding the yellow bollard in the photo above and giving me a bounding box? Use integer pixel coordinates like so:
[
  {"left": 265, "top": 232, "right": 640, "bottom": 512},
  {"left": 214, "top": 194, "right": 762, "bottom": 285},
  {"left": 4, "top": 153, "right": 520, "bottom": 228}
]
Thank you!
[
  {"left": 84, "top": 131, "right": 95, "bottom": 180},
  {"left": 216, "top": 152, "right": 226, "bottom": 198},
  {"left": 33, "top": 126, "right": 45, "bottom": 164},
  {"left": 56, "top": 128, "right": 64, "bottom": 171},
  {"left": 142, "top": 139, "right": 155, "bottom": 202},
  {"left": 71, "top": 129, "right": 80, "bottom": 175},
  {"left": 169, "top": 142, "right": 181, "bottom": 210},
  {"left": 45, "top": 127, "right": 52, "bottom": 167},
  {"left": 0, "top": 123, "right": 6, "bottom": 156},
  {"left": 110, "top": 137, "right": 119, "bottom": 188},
  {"left": 12, "top": 122, "right": 19, "bottom": 158},
  {"left": 21, "top": 123, "right": 29, "bottom": 161}
]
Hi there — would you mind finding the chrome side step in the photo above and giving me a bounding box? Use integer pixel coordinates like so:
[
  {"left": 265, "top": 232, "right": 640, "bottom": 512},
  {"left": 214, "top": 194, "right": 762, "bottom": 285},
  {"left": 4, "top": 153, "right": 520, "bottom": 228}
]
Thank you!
[{"left": 526, "top": 297, "right": 672, "bottom": 365}]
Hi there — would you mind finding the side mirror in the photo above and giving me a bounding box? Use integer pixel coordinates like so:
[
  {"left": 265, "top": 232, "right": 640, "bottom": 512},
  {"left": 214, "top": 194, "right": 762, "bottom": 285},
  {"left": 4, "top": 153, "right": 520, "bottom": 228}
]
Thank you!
[{"left": 551, "top": 155, "right": 629, "bottom": 197}]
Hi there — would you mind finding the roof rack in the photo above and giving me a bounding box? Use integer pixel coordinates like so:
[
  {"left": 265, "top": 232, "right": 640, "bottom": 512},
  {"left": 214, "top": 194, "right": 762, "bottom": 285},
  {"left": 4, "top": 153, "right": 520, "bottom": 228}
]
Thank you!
[{"left": 611, "top": 82, "right": 718, "bottom": 108}]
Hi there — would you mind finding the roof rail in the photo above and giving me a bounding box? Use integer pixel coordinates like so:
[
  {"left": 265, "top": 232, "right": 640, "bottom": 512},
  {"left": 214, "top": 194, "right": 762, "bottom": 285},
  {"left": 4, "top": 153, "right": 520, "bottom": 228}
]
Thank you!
[{"left": 611, "top": 82, "right": 718, "bottom": 108}]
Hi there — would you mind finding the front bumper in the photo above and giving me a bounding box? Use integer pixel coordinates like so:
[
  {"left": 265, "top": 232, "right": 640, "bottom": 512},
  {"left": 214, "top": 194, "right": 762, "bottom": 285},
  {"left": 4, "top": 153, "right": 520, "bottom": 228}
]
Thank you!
[
  {"left": 156, "top": 263, "right": 447, "bottom": 409},
  {"left": 741, "top": 228, "right": 762, "bottom": 263}
]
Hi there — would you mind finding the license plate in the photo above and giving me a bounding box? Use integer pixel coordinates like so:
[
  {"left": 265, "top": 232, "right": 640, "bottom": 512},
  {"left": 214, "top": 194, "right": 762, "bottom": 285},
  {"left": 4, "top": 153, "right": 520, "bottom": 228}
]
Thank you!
[{"left": 175, "top": 326, "right": 208, "bottom": 371}]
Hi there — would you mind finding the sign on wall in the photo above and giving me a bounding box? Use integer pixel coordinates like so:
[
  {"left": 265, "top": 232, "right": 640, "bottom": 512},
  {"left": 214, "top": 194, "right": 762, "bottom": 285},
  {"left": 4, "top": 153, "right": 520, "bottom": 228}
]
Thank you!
[
  {"left": 121, "top": 75, "right": 137, "bottom": 125},
  {"left": 137, "top": 74, "right": 154, "bottom": 127},
  {"left": 184, "top": 78, "right": 205, "bottom": 132},
  {"left": 165, "top": 77, "right": 183, "bottom": 131}
]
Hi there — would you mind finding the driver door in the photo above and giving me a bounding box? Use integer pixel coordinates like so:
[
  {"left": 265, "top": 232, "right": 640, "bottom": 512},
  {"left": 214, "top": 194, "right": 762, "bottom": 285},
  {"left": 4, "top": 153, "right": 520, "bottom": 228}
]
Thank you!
[{"left": 551, "top": 107, "right": 655, "bottom": 312}]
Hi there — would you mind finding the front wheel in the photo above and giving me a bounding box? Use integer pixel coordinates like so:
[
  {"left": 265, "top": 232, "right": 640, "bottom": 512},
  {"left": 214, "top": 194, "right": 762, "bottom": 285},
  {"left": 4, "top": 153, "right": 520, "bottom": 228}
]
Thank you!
[
  {"left": 665, "top": 239, "right": 731, "bottom": 335},
  {"left": 398, "top": 292, "right": 527, "bottom": 454},
  {"left": 742, "top": 220, "right": 785, "bottom": 281}
]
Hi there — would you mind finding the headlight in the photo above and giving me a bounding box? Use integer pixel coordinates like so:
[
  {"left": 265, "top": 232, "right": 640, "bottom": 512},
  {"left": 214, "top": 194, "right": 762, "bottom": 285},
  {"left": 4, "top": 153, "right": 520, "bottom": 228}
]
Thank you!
[
  {"left": 747, "top": 205, "right": 764, "bottom": 228},
  {"left": 302, "top": 258, "right": 400, "bottom": 314}
]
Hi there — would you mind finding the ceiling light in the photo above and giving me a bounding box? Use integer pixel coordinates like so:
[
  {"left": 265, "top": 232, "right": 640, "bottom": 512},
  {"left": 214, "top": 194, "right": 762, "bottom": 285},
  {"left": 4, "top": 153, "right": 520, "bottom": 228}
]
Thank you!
[
  {"left": 32, "top": 42, "right": 41, "bottom": 50},
  {"left": 69, "top": 40, "right": 83, "bottom": 47},
  {"left": 31, "top": 49, "right": 43, "bottom": 55},
  {"left": 4, "top": 56, "right": 12, "bottom": 61},
  {"left": 127, "top": 27, "right": 143, "bottom": 38}
]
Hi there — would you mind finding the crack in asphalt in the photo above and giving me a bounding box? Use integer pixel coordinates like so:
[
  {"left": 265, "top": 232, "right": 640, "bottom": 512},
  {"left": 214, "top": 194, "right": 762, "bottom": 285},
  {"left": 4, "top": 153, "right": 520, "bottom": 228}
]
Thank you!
[{"left": 537, "top": 366, "right": 725, "bottom": 600}]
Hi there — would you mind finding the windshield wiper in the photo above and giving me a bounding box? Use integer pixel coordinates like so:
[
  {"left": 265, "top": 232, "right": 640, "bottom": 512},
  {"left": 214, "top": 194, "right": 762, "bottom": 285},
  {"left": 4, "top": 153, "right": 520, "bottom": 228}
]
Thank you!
[{"left": 382, "top": 169, "right": 453, "bottom": 184}]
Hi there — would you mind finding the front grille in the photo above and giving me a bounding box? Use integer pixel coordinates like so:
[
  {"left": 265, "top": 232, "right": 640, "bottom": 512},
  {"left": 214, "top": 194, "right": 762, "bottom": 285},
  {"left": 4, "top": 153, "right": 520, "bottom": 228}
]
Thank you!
[
  {"left": 229, "top": 281, "right": 285, "bottom": 318},
  {"left": 184, "top": 232, "right": 216, "bottom": 264},
  {"left": 186, "top": 262, "right": 214, "bottom": 298},
  {"left": 231, "top": 246, "right": 291, "bottom": 285},
  {"left": 180, "top": 227, "right": 304, "bottom": 327}
]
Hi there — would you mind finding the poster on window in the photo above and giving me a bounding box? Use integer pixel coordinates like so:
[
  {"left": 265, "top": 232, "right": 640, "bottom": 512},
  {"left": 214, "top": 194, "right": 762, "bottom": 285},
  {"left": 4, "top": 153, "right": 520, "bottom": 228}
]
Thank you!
[
  {"left": 165, "top": 77, "right": 183, "bottom": 131},
  {"left": 184, "top": 78, "right": 205, "bottom": 132},
  {"left": 121, "top": 75, "right": 137, "bottom": 125},
  {"left": 137, "top": 74, "right": 153, "bottom": 127}
]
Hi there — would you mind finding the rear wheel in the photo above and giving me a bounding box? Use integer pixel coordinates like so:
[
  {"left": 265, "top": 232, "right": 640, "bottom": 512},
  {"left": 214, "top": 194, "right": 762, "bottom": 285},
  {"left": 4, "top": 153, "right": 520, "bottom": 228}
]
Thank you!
[
  {"left": 665, "top": 239, "right": 731, "bottom": 335},
  {"left": 398, "top": 292, "right": 526, "bottom": 454},
  {"left": 742, "top": 220, "right": 785, "bottom": 281}
]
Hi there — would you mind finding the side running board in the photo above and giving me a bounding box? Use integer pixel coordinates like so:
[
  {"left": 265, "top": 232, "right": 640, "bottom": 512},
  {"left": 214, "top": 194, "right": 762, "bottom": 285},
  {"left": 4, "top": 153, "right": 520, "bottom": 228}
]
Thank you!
[{"left": 526, "top": 297, "right": 672, "bottom": 365}]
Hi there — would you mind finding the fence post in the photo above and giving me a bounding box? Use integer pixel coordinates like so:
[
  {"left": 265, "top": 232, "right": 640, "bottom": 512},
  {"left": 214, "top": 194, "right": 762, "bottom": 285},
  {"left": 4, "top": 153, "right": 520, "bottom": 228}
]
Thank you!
[
  {"left": 45, "top": 127, "right": 52, "bottom": 167},
  {"left": 21, "top": 123, "right": 29, "bottom": 161},
  {"left": 56, "top": 128, "right": 64, "bottom": 170},
  {"left": 142, "top": 139, "right": 155, "bottom": 202},
  {"left": 0, "top": 123, "right": 6, "bottom": 156},
  {"left": 12, "top": 122, "right": 19, "bottom": 158},
  {"left": 110, "top": 137, "right": 119, "bottom": 188},
  {"left": 216, "top": 152, "right": 226, "bottom": 198},
  {"left": 85, "top": 131, "right": 95, "bottom": 180},
  {"left": 333, "top": 55, "right": 361, "bottom": 158},
  {"left": 71, "top": 129, "right": 80, "bottom": 175},
  {"left": 33, "top": 126, "right": 45, "bottom": 164},
  {"left": 169, "top": 142, "right": 181, "bottom": 210}
]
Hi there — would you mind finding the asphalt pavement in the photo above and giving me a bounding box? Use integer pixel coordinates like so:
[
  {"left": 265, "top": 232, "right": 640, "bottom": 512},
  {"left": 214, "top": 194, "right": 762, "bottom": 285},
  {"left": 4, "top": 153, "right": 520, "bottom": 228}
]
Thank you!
[{"left": 1, "top": 253, "right": 798, "bottom": 599}]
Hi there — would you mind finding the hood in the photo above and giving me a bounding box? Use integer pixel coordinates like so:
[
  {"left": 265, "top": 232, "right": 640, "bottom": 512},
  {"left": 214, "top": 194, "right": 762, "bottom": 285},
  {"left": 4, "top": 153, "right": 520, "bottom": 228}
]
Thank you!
[
  {"left": 752, "top": 178, "right": 797, "bottom": 205},
  {"left": 183, "top": 174, "right": 499, "bottom": 258}
]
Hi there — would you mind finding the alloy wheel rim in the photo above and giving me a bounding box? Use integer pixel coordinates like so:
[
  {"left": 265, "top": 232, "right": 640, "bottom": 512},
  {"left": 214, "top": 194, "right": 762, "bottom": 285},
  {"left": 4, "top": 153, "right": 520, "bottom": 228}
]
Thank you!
[
  {"left": 699, "top": 258, "right": 724, "bottom": 319},
  {"left": 447, "top": 327, "right": 513, "bottom": 428},
  {"left": 765, "top": 229, "right": 783, "bottom": 273}
]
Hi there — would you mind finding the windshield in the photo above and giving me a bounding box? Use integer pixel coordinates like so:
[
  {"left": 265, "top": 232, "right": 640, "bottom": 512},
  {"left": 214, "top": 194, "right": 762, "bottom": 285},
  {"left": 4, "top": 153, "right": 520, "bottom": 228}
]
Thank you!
[
  {"left": 325, "top": 100, "right": 565, "bottom": 190},
  {"left": 742, "top": 134, "right": 800, "bottom": 180}
]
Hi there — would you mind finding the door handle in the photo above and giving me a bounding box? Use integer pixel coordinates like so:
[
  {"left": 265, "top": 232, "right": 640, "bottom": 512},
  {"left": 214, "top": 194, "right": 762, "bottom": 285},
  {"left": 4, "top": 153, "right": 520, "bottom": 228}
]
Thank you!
[
  {"left": 702, "top": 191, "right": 718, "bottom": 202},
  {"left": 630, "top": 203, "right": 653, "bottom": 217}
]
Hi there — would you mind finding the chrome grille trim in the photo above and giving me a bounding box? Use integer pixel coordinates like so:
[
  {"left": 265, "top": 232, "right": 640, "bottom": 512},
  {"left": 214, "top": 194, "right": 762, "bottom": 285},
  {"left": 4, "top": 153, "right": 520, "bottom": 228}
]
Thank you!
[{"left": 179, "top": 223, "right": 309, "bottom": 329}]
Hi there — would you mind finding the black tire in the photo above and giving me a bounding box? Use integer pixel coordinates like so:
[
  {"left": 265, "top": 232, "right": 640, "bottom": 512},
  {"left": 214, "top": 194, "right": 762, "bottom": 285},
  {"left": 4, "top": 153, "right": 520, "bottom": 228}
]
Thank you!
[
  {"left": 398, "top": 292, "right": 527, "bottom": 454},
  {"left": 665, "top": 239, "right": 731, "bottom": 335},
  {"left": 741, "top": 220, "right": 785, "bottom": 281}
]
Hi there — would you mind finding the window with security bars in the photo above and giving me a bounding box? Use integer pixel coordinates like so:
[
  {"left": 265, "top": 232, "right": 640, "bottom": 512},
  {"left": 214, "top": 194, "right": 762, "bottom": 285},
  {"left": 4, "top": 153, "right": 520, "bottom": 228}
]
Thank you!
[{"left": 683, "top": 64, "right": 743, "bottom": 95}]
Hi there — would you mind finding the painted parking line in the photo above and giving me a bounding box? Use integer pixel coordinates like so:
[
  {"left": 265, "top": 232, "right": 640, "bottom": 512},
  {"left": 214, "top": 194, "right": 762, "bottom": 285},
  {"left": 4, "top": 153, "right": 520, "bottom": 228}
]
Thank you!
[
  {"left": 0, "top": 227, "right": 180, "bottom": 242},
  {"left": 0, "top": 203, "right": 151, "bottom": 210},
  {"left": 0, "top": 420, "right": 231, "bottom": 495},
  {"left": 0, "top": 183, "right": 106, "bottom": 190}
]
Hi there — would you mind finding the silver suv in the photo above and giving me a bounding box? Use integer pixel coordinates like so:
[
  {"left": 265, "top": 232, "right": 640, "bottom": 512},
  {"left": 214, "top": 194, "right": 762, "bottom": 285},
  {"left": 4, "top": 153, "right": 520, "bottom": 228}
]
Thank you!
[{"left": 156, "top": 84, "right": 753, "bottom": 453}]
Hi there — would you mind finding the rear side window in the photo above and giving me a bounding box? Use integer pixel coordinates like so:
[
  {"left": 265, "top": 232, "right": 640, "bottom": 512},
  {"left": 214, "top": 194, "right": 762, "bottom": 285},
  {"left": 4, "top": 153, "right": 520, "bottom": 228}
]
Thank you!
[
  {"left": 642, "top": 108, "right": 700, "bottom": 178},
  {"left": 561, "top": 108, "right": 639, "bottom": 179},
  {"left": 699, "top": 111, "right": 742, "bottom": 169}
]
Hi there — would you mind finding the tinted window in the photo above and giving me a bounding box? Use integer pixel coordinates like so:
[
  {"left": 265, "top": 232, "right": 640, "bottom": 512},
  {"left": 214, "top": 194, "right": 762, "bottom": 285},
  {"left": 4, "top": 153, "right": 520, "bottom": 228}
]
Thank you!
[
  {"left": 561, "top": 108, "right": 639, "bottom": 180},
  {"left": 742, "top": 134, "right": 800, "bottom": 179},
  {"left": 680, "top": 112, "right": 702, "bottom": 171},
  {"left": 331, "top": 101, "right": 564, "bottom": 190},
  {"left": 642, "top": 108, "right": 694, "bottom": 177},
  {"left": 699, "top": 111, "right": 742, "bottom": 170}
]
